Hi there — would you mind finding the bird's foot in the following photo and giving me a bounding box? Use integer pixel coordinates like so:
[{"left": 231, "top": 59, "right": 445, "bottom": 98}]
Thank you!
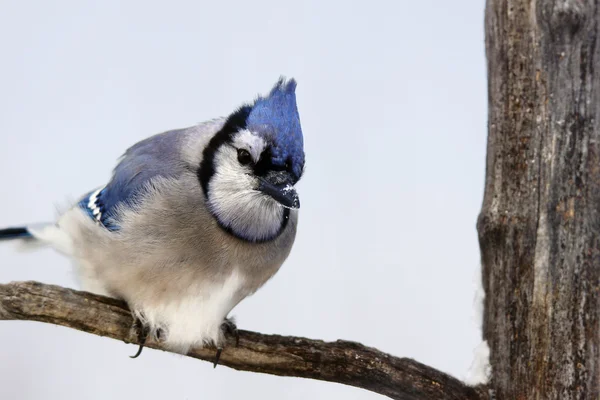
[
  {"left": 130, "top": 316, "right": 150, "bottom": 359},
  {"left": 213, "top": 317, "right": 240, "bottom": 368},
  {"left": 221, "top": 317, "right": 239, "bottom": 347}
]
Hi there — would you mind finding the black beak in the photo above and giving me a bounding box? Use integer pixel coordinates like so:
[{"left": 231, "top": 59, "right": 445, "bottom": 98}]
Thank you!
[{"left": 257, "top": 171, "right": 300, "bottom": 209}]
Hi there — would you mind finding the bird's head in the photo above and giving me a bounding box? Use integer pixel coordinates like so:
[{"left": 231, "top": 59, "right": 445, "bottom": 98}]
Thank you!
[{"left": 199, "top": 78, "right": 305, "bottom": 242}]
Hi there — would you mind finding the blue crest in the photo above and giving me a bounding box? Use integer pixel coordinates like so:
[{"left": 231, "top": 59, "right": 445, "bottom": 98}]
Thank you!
[{"left": 247, "top": 78, "right": 304, "bottom": 179}]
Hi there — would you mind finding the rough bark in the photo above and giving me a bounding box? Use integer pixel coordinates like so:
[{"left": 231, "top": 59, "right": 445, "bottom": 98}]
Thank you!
[
  {"left": 480, "top": 0, "right": 600, "bottom": 398},
  {"left": 0, "top": 281, "right": 485, "bottom": 400}
]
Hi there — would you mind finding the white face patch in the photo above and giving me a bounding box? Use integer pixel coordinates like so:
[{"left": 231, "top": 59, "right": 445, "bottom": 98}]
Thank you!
[
  {"left": 207, "top": 133, "right": 285, "bottom": 242},
  {"left": 231, "top": 129, "right": 266, "bottom": 163}
]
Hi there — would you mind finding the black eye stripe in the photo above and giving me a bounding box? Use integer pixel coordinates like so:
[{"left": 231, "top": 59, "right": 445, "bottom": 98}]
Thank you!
[
  {"left": 198, "top": 105, "right": 253, "bottom": 197},
  {"left": 253, "top": 147, "right": 272, "bottom": 176},
  {"left": 233, "top": 145, "right": 296, "bottom": 180}
]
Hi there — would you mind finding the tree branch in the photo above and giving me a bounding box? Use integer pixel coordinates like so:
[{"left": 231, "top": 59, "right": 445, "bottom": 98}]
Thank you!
[{"left": 0, "top": 281, "right": 484, "bottom": 400}]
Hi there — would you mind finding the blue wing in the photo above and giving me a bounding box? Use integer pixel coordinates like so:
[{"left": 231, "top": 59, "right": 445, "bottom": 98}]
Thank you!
[{"left": 78, "top": 128, "right": 188, "bottom": 231}]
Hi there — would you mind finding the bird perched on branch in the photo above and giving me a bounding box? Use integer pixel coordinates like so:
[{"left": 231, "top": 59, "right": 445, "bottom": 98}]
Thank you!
[{"left": 0, "top": 78, "right": 305, "bottom": 362}]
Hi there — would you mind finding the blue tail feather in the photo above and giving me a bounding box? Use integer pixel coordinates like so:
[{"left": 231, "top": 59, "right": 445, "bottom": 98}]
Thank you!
[{"left": 0, "top": 227, "right": 33, "bottom": 240}]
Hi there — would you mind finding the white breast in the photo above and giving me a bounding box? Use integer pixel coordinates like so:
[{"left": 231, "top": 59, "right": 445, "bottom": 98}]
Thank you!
[{"left": 132, "top": 268, "right": 247, "bottom": 353}]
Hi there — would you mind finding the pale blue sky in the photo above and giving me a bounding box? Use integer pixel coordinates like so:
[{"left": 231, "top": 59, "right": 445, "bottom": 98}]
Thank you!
[{"left": 0, "top": 1, "right": 487, "bottom": 399}]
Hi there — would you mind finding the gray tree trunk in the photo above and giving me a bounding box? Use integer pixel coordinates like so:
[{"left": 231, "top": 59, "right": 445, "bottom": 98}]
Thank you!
[{"left": 479, "top": 0, "right": 600, "bottom": 398}]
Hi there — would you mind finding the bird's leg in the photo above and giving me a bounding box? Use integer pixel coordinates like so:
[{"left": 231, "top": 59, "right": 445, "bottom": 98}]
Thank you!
[
  {"left": 129, "top": 315, "right": 150, "bottom": 359},
  {"left": 213, "top": 317, "right": 240, "bottom": 368}
]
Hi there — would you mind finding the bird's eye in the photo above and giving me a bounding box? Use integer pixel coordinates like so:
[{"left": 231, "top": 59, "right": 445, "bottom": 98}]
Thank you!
[{"left": 237, "top": 149, "right": 253, "bottom": 166}]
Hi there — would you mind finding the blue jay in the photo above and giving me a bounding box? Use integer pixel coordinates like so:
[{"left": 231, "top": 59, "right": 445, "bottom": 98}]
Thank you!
[{"left": 0, "top": 78, "right": 305, "bottom": 360}]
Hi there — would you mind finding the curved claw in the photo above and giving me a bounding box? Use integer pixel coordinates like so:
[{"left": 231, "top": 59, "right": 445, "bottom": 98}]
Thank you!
[
  {"left": 213, "top": 348, "right": 223, "bottom": 368},
  {"left": 130, "top": 344, "right": 145, "bottom": 359},
  {"left": 213, "top": 318, "right": 238, "bottom": 367},
  {"left": 129, "top": 316, "right": 149, "bottom": 359}
]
